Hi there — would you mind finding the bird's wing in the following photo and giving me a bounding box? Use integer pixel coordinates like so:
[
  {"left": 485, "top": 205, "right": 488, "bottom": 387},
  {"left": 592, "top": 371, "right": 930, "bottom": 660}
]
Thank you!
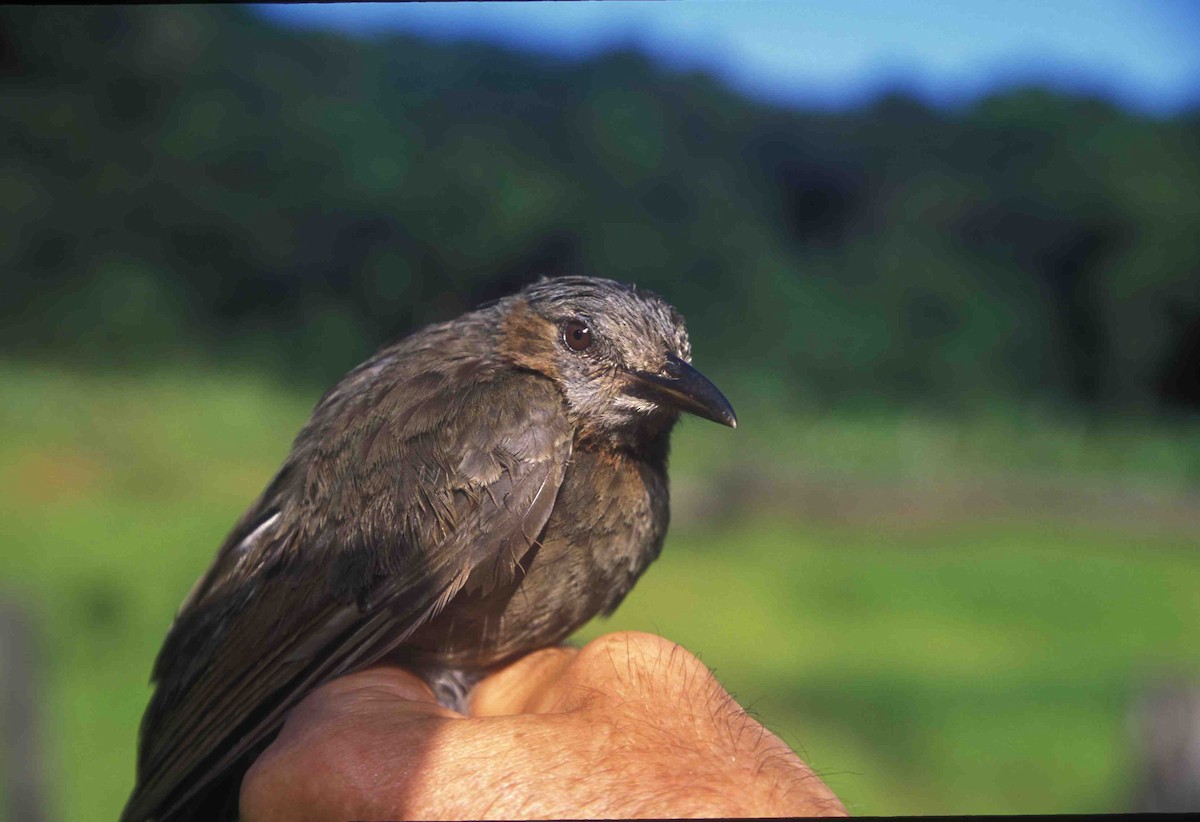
[{"left": 123, "top": 360, "right": 573, "bottom": 822}]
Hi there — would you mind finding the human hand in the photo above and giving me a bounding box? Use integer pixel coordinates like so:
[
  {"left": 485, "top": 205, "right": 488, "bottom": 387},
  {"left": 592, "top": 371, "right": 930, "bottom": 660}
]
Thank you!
[{"left": 241, "top": 631, "right": 847, "bottom": 820}]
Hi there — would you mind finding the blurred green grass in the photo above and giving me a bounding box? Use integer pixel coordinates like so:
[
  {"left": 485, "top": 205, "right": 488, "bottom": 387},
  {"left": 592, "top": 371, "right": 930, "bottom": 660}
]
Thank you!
[{"left": 2, "top": 360, "right": 1198, "bottom": 818}]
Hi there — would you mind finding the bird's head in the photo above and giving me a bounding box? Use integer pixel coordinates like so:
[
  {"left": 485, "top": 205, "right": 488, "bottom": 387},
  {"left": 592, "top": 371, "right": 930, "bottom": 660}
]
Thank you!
[{"left": 496, "top": 276, "right": 736, "bottom": 445}]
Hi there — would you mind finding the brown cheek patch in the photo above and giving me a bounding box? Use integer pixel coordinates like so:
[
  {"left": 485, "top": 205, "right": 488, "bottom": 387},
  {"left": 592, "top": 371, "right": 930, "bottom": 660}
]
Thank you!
[{"left": 498, "top": 299, "right": 562, "bottom": 382}]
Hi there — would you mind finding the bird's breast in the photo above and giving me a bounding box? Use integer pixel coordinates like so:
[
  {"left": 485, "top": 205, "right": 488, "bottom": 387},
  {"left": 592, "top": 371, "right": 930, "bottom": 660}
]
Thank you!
[{"left": 402, "top": 446, "right": 669, "bottom": 669}]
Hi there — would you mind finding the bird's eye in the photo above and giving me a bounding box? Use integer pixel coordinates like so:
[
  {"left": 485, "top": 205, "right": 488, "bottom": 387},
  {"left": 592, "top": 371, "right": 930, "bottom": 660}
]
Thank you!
[{"left": 562, "top": 319, "right": 593, "bottom": 352}]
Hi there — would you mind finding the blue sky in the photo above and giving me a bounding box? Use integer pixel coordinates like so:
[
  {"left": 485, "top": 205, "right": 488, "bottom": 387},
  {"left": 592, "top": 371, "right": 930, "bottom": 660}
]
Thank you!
[{"left": 253, "top": 1, "right": 1200, "bottom": 115}]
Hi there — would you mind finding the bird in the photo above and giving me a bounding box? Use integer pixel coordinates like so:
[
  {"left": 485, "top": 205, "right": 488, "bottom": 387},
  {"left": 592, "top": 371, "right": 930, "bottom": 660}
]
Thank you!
[{"left": 122, "top": 275, "right": 737, "bottom": 821}]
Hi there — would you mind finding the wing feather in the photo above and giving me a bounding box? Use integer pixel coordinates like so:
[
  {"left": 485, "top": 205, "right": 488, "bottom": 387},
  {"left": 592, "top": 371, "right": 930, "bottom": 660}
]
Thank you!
[{"left": 123, "top": 342, "right": 572, "bottom": 822}]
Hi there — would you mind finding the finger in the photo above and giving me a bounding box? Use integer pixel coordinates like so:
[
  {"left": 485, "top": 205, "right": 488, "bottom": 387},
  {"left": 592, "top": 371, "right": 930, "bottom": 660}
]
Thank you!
[
  {"left": 468, "top": 645, "right": 578, "bottom": 716},
  {"left": 242, "top": 667, "right": 458, "bottom": 822},
  {"left": 471, "top": 632, "right": 697, "bottom": 717},
  {"left": 254, "top": 665, "right": 454, "bottom": 762},
  {"left": 281, "top": 665, "right": 458, "bottom": 735}
]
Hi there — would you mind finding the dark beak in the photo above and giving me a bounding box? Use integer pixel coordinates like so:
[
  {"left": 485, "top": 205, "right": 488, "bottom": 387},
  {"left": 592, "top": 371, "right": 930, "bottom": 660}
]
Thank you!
[{"left": 625, "top": 355, "right": 738, "bottom": 428}]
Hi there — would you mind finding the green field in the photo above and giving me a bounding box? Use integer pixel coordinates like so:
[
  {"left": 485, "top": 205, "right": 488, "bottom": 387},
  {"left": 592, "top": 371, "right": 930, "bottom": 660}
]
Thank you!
[{"left": 2, "top": 362, "right": 1198, "bottom": 818}]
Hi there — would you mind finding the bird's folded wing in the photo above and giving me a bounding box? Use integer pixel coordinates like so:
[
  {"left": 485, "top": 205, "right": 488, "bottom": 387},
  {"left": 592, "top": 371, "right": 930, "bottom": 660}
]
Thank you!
[{"left": 122, "top": 367, "right": 573, "bottom": 821}]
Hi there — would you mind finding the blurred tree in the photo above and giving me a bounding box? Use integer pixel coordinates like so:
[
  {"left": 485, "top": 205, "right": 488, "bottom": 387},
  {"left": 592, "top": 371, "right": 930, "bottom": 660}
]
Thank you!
[{"left": 1, "top": 5, "right": 1197, "bottom": 413}]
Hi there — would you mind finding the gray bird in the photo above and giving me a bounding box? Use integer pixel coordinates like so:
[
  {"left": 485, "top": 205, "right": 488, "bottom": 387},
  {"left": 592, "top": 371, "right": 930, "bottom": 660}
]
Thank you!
[{"left": 122, "top": 276, "right": 737, "bottom": 821}]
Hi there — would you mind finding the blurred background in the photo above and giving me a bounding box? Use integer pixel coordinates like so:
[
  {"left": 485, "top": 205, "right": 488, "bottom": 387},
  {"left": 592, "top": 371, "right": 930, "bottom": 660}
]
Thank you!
[{"left": 2, "top": 2, "right": 1199, "bottom": 818}]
